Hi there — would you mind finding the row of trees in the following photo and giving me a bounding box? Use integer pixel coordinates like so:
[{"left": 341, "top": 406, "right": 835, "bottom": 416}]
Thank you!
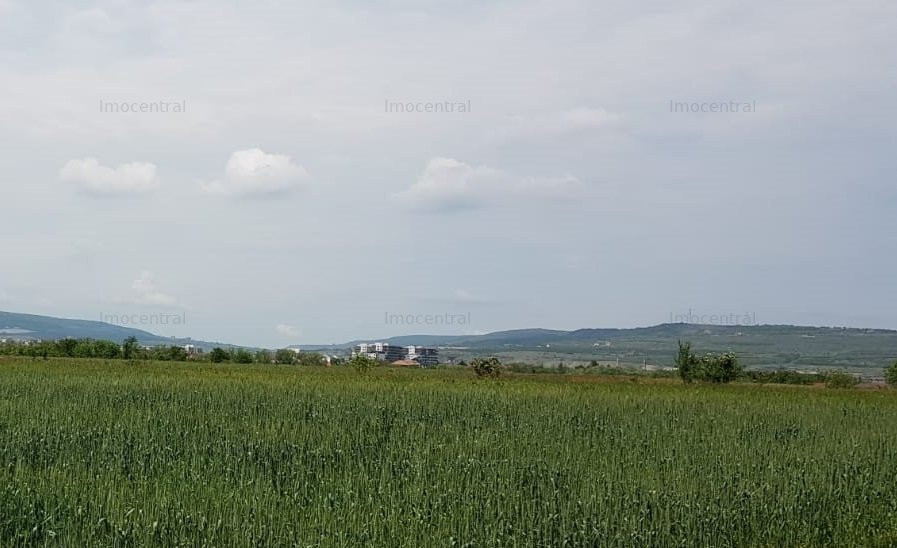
[
  {"left": 0, "top": 337, "right": 158, "bottom": 360},
  {"left": 207, "top": 347, "right": 332, "bottom": 366},
  {"left": 0, "top": 338, "right": 331, "bottom": 366}
]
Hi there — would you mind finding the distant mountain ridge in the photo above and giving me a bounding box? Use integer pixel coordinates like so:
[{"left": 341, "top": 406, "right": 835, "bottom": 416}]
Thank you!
[
  {"left": 309, "top": 323, "right": 897, "bottom": 372},
  {"left": 316, "top": 323, "right": 897, "bottom": 349},
  {"left": 0, "top": 310, "right": 232, "bottom": 349},
  {"left": 4, "top": 310, "right": 897, "bottom": 371}
]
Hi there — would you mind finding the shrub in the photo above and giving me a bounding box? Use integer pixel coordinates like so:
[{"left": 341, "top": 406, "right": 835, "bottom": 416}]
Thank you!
[
  {"left": 274, "top": 349, "right": 297, "bottom": 365},
  {"left": 232, "top": 349, "right": 254, "bottom": 364},
  {"left": 208, "top": 348, "right": 230, "bottom": 363},
  {"left": 741, "top": 370, "right": 824, "bottom": 385},
  {"left": 676, "top": 341, "right": 741, "bottom": 383},
  {"left": 471, "top": 357, "right": 502, "bottom": 379},
  {"left": 698, "top": 352, "right": 741, "bottom": 383},
  {"left": 676, "top": 341, "right": 698, "bottom": 383},
  {"left": 886, "top": 362, "right": 897, "bottom": 387},
  {"left": 824, "top": 370, "right": 860, "bottom": 389},
  {"left": 349, "top": 354, "right": 379, "bottom": 374}
]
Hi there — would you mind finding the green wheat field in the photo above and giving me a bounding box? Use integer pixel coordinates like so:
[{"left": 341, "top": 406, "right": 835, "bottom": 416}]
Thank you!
[{"left": 1, "top": 358, "right": 896, "bottom": 546}]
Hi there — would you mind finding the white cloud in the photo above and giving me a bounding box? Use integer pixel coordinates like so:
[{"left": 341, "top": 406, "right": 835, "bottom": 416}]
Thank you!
[
  {"left": 59, "top": 158, "right": 159, "bottom": 195},
  {"left": 129, "top": 271, "right": 178, "bottom": 307},
  {"left": 201, "top": 148, "right": 309, "bottom": 196},
  {"left": 396, "top": 157, "right": 581, "bottom": 211},
  {"left": 276, "top": 324, "right": 301, "bottom": 337}
]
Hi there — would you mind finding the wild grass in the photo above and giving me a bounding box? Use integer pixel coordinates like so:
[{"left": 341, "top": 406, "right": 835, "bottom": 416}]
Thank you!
[{"left": 0, "top": 358, "right": 895, "bottom": 546}]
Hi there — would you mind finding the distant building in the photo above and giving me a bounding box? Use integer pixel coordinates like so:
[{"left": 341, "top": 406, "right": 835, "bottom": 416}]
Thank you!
[
  {"left": 406, "top": 345, "right": 438, "bottom": 366},
  {"left": 182, "top": 344, "right": 203, "bottom": 355},
  {"left": 352, "top": 342, "right": 438, "bottom": 366}
]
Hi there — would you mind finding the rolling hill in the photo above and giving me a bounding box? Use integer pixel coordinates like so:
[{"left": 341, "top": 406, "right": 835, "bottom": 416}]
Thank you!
[{"left": 4, "top": 310, "right": 896, "bottom": 374}]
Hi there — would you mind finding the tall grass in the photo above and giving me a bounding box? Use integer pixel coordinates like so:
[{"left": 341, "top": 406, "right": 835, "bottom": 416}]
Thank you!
[{"left": 0, "top": 358, "right": 895, "bottom": 546}]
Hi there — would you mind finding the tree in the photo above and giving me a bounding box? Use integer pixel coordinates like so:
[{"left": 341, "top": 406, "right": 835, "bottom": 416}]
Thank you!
[
  {"left": 676, "top": 341, "right": 698, "bottom": 383},
  {"left": 886, "top": 361, "right": 897, "bottom": 387},
  {"left": 274, "top": 349, "right": 297, "bottom": 365},
  {"left": 471, "top": 357, "right": 502, "bottom": 378},
  {"left": 56, "top": 338, "right": 78, "bottom": 358},
  {"left": 698, "top": 351, "right": 740, "bottom": 383},
  {"left": 676, "top": 341, "right": 741, "bottom": 383},
  {"left": 209, "top": 347, "right": 230, "bottom": 363},
  {"left": 824, "top": 370, "right": 859, "bottom": 389},
  {"left": 167, "top": 346, "right": 188, "bottom": 361},
  {"left": 348, "top": 354, "right": 379, "bottom": 374},
  {"left": 255, "top": 349, "right": 272, "bottom": 364},
  {"left": 232, "top": 349, "right": 254, "bottom": 364},
  {"left": 122, "top": 336, "right": 139, "bottom": 360}
]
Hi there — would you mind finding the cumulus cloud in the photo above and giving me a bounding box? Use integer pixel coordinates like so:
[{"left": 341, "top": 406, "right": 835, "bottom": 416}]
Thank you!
[
  {"left": 59, "top": 158, "right": 159, "bottom": 195},
  {"left": 276, "top": 324, "right": 301, "bottom": 337},
  {"left": 129, "top": 271, "right": 178, "bottom": 306},
  {"left": 395, "top": 157, "right": 581, "bottom": 211},
  {"left": 201, "top": 148, "right": 309, "bottom": 196}
]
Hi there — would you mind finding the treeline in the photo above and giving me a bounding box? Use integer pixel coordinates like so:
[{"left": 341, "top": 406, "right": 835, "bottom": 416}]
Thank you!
[
  {"left": 207, "top": 347, "right": 335, "bottom": 366},
  {"left": 1, "top": 338, "right": 139, "bottom": 360},
  {"left": 0, "top": 338, "right": 332, "bottom": 365}
]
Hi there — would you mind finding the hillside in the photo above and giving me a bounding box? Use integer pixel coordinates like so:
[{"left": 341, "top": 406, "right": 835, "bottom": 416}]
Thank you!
[
  {"left": 4, "top": 310, "right": 897, "bottom": 373},
  {"left": 0, "top": 311, "right": 230, "bottom": 349},
  {"left": 318, "top": 324, "right": 897, "bottom": 374}
]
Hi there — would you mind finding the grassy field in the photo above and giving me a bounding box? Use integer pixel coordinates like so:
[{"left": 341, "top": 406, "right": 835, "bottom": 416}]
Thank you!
[{"left": 0, "top": 358, "right": 896, "bottom": 546}]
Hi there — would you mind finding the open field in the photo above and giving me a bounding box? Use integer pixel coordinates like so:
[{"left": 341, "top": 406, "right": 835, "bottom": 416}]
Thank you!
[{"left": 1, "top": 358, "right": 896, "bottom": 546}]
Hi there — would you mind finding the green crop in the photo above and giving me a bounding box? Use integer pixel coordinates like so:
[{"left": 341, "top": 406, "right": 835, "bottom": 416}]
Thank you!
[{"left": 0, "top": 358, "right": 895, "bottom": 546}]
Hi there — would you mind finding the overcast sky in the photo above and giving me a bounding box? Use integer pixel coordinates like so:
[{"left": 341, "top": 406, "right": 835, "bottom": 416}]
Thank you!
[{"left": 1, "top": 0, "right": 895, "bottom": 347}]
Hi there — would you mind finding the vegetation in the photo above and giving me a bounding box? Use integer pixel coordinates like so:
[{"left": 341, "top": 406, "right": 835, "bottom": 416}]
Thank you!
[
  {"left": 886, "top": 361, "right": 897, "bottom": 387},
  {"left": 348, "top": 353, "right": 379, "bottom": 373},
  {"left": 0, "top": 337, "right": 188, "bottom": 361},
  {"left": 470, "top": 356, "right": 503, "bottom": 378},
  {"left": 0, "top": 358, "right": 895, "bottom": 545},
  {"left": 824, "top": 370, "right": 861, "bottom": 389},
  {"left": 208, "top": 347, "right": 229, "bottom": 363},
  {"left": 676, "top": 341, "right": 741, "bottom": 383},
  {"left": 740, "top": 369, "right": 825, "bottom": 385}
]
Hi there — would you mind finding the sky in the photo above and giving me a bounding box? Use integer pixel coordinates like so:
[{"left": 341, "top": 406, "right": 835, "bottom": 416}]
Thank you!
[{"left": 0, "top": 0, "right": 895, "bottom": 347}]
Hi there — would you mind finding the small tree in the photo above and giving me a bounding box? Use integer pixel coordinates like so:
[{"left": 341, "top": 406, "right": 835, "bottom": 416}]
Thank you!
[
  {"left": 471, "top": 357, "right": 502, "bottom": 379},
  {"left": 122, "top": 336, "right": 139, "bottom": 360},
  {"left": 676, "top": 341, "right": 740, "bottom": 383},
  {"left": 698, "top": 352, "right": 741, "bottom": 383},
  {"left": 676, "top": 341, "right": 698, "bottom": 383},
  {"left": 209, "top": 347, "right": 230, "bottom": 363},
  {"left": 885, "top": 361, "right": 897, "bottom": 387},
  {"left": 824, "top": 370, "right": 859, "bottom": 389},
  {"left": 232, "top": 348, "right": 254, "bottom": 364},
  {"left": 349, "top": 354, "right": 379, "bottom": 374}
]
